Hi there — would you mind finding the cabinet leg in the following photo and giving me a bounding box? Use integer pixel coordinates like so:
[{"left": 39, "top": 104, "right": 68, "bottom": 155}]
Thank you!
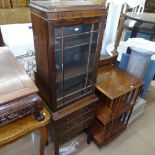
[
  {"left": 87, "top": 136, "right": 91, "bottom": 144},
  {"left": 39, "top": 127, "right": 48, "bottom": 155},
  {"left": 87, "top": 127, "right": 92, "bottom": 144},
  {"left": 54, "top": 138, "right": 59, "bottom": 155}
]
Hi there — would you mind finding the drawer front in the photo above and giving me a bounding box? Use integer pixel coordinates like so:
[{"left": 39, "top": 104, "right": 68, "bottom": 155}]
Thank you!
[
  {"left": 59, "top": 116, "right": 94, "bottom": 144},
  {"left": 56, "top": 102, "right": 96, "bottom": 127},
  {"left": 58, "top": 110, "right": 95, "bottom": 133}
]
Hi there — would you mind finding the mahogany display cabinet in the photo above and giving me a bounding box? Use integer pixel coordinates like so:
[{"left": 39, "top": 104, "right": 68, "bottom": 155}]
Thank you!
[
  {"left": 30, "top": 0, "right": 106, "bottom": 112},
  {"left": 92, "top": 65, "right": 143, "bottom": 147},
  {"left": 30, "top": 1, "right": 106, "bottom": 154}
]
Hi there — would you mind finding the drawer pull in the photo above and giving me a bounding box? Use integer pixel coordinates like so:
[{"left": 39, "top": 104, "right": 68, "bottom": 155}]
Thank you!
[{"left": 66, "top": 119, "right": 71, "bottom": 124}]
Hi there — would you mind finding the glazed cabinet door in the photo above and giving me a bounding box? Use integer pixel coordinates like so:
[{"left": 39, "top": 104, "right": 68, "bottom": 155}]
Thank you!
[{"left": 49, "top": 18, "right": 104, "bottom": 110}]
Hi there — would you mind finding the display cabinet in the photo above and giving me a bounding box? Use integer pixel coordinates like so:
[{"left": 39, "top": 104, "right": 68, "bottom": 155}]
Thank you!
[
  {"left": 30, "top": 0, "right": 106, "bottom": 112},
  {"left": 30, "top": 1, "right": 106, "bottom": 154}
]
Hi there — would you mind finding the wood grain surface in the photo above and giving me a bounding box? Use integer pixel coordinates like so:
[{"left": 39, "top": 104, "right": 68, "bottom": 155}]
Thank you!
[
  {"left": 0, "top": 108, "right": 50, "bottom": 147},
  {"left": 0, "top": 46, "right": 38, "bottom": 105},
  {"left": 96, "top": 65, "right": 143, "bottom": 100}
]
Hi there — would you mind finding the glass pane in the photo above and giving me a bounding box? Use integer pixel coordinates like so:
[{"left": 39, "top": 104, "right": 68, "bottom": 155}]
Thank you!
[
  {"left": 92, "top": 32, "right": 98, "bottom": 42},
  {"left": 54, "top": 24, "right": 99, "bottom": 108},
  {"left": 63, "top": 24, "right": 91, "bottom": 36},
  {"left": 55, "top": 55, "right": 63, "bottom": 105},
  {"left": 94, "top": 23, "right": 100, "bottom": 31},
  {"left": 54, "top": 29, "right": 63, "bottom": 104},
  {"left": 55, "top": 28, "right": 62, "bottom": 38},
  {"left": 55, "top": 39, "right": 61, "bottom": 50},
  {"left": 63, "top": 45, "right": 89, "bottom": 100},
  {"left": 64, "top": 76, "right": 85, "bottom": 96},
  {"left": 87, "top": 32, "right": 99, "bottom": 87},
  {"left": 63, "top": 42, "right": 92, "bottom": 103},
  {"left": 64, "top": 45, "right": 89, "bottom": 78},
  {"left": 64, "top": 34, "right": 90, "bottom": 49}
]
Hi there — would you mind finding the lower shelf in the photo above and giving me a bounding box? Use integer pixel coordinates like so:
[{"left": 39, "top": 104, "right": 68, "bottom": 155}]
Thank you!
[
  {"left": 92, "top": 120, "right": 126, "bottom": 147},
  {"left": 92, "top": 121, "right": 109, "bottom": 146}
]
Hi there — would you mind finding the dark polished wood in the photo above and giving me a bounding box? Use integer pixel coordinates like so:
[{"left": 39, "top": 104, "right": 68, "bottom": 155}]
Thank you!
[
  {"left": 30, "top": 1, "right": 107, "bottom": 154},
  {"left": 51, "top": 95, "right": 98, "bottom": 145},
  {"left": 30, "top": 2, "right": 107, "bottom": 111},
  {"left": 92, "top": 65, "right": 143, "bottom": 147}
]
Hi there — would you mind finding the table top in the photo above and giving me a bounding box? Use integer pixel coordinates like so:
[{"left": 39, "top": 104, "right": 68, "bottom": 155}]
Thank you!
[
  {"left": 30, "top": 0, "right": 105, "bottom": 12},
  {"left": 126, "top": 12, "right": 155, "bottom": 24},
  {"left": 96, "top": 65, "right": 143, "bottom": 100},
  {"left": 0, "top": 108, "right": 50, "bottom": 147},
  {"left": 0, "top": 46, "right": 38, "bottom": 105}
]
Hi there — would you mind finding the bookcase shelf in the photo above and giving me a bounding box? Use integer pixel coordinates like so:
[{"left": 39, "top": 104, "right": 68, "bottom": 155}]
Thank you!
[
  {"left": 96, "top": 103, "right": 113, "bottom": 125},
  {"left": 92, "top": 64, "right": 143, "bottom": 147}
]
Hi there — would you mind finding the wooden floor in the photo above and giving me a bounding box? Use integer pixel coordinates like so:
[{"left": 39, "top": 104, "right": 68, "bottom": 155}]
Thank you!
[{"left": 0, "top": 7, "right": 31, "bottom": 25}]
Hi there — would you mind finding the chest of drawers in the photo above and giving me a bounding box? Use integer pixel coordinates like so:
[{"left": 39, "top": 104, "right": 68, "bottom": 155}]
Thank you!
[{"left": 50, "top": 94, "right": 98, "bottom": 154}]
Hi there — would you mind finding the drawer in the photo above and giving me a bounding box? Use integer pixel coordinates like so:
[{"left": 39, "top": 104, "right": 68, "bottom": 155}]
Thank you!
[
  {"left": 59, "top": 116, "right": 94, "bottom": 144},
  {"left": 57, "top": 110, "right": 95, "bottom": 133},
  {"left": 56, "top": 102, "right": 96, "bottom": 127}
]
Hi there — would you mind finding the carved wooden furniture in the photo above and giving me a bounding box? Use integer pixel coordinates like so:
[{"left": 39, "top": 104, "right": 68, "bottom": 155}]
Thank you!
[
  {"left": 30, "top": 1, "right": 106, "bottom": 154},
  {"left": 49, "top": 94, "right": 97, "bottom": 149},
  {"left": 0, "top": 46, "right": 44, "bottom": 126},
  {"left": 30, "top": 0, "right": 106, "bottom": 112},
  {"left": 92, "top": 64, "right": 143, "bottom": 147},
  {"left": 0, "top": 108, "right": 50, "bottom": 155}
]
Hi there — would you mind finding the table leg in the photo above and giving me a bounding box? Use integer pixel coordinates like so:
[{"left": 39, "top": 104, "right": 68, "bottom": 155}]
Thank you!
[
  {"left": 87, "top": 127, "right": 92, "bottom": 144},
  {"left": 39, "top": 127, "right": 48, "bottom": 155},
  {"left": 127, "top": 21, "right": 143, "bottom": 54}
]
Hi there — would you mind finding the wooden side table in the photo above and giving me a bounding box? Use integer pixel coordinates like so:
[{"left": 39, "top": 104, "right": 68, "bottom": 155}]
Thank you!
[{"left": 0, "top": 108, "right": 50, "bottom": 155}]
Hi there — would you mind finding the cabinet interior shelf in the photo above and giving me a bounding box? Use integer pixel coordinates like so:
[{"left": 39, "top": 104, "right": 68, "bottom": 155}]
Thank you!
[
  {"left": 56, "top": 63, "right": 88, "bottom": 82},
  {"left": 55, "top": 30, "right": 99, "bottom": 40},
  {"left": 55, "top": 41, "right": 96, "bottom": 51}
]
